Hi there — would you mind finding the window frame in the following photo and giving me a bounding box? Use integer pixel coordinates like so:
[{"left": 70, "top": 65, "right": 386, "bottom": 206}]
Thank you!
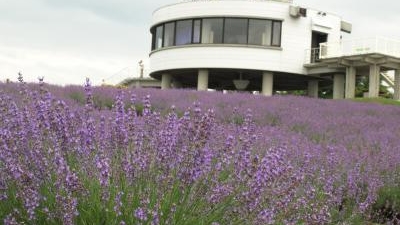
[
  {"left": 153, "top": 25, "right": 164, "bottom": 50},
  {"left": 248, "top": 18, "right": 273, "bottom": 46},
  {"left": 163, "top": 22, "right": 176, "bottom": 47},
  {"left": 175, "top": 19, "right": 194, "bottom": 46},
  {"left": 271, "top": 20, "right": 282, "bottom": 47},
  {"left": 192, "top": 19, "right": 202, "bottom": 44},
  {"left": 150, "top": 17, "right": 283, "bottom": 50},
  {"left": 223, "top": 18, "right": 249, "bottom": 45},
  {"left": 201, "top": 17, "right": 224, "bottom": 44}
]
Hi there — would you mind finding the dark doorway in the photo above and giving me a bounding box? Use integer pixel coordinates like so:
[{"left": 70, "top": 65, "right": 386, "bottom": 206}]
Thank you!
[{"left": 311, "top": 31, "right": 328, "bottom": 63}]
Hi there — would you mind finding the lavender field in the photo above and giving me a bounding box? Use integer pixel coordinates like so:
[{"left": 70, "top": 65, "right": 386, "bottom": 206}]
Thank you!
[{"left": 1, "top": 79, "right": 400, "bottom": 225}]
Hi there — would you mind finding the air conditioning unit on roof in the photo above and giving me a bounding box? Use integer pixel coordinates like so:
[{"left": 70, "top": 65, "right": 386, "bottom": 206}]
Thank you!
[{"left": 289, "top": 6, "right": 307, "bottom": 18}]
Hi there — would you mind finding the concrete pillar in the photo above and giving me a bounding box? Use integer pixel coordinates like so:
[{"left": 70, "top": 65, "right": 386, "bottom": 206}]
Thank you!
[
  {"left": 394, "top": 70, "right": 400, "bottom": 100},
  {"left": 307, "top": 80, "right": 319, "bottom": 98},
  {"left": 345, "top": 66, "right": 356, "bottom": 99},
  {"left": 333, "top": 74, "right": 345, "bottom": 99},
  {"left": 161, "top": 73, "right": 172, "bottom": 90},
  {"left": 262, "top": 71, "right": 274, "bottom": 96},
  {"left": 197, "top": 69, "right": 209, "bottom": 91},
  {"left": 368, "top": 64, "right": 380, "bottom": 98}
]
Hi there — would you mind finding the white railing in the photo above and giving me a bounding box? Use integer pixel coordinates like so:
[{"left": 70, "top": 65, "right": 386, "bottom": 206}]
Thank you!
[
  {"left": 319, "top": 37, "right": 400, "bottom": 59},
  {"left": 304, "top": 48, "right": 321, "bottom": 64},
  {"left": 183, "top": 0, "right": 293, "bottom": 3}
]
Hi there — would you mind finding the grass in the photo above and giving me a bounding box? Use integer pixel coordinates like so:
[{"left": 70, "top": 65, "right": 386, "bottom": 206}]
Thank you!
[
  {"left": 351, "top": 97, "right": 400, "bottom": 106},
  {"left": 371, "top": 185, "right": 400, "bottom": 224}
]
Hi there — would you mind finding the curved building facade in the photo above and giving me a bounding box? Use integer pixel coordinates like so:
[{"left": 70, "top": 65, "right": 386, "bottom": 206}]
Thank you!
[{"left": 149, "top": 0, "right": 351, "bottom": 96}]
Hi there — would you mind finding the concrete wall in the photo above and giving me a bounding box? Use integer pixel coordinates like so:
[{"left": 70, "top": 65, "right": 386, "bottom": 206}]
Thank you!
[{"left": 150, "top": 0, "right": 344, "bottom": 76}]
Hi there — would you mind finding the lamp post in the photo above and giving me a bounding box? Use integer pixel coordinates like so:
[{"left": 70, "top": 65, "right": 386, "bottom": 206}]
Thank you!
[{"left": 139, "top": 60, "right": 144, "bottom": 78}]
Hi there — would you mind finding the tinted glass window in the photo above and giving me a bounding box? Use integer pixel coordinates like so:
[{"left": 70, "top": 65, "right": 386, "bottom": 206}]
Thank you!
[
  {"left": 272, "top": 21, "right": 282, "bottom": 46},
  {"left": 248, "top": 19, "right": 272, "bottom": 46},
  {"left": 201, "top": 18, "right": 223, "bottom": 44},
  {"left": 163, "top": 22, "right": 175, "bottom": 47},
  {"left": 175, "top": 20, "right": 192, "bottom": 45},
  {"left": 155, "top": 25, "right": 163, "bottom": 50},
  {"left": 152, "top": 18, "right": 282, "bottom": 49},
  {"left": 224, "top": 18, "right": 248, "bottom": 44},
  {"left": 151, "top": 29, "right": 155, "bottom": 50},
  {"left": 193, "top": 20, "right": 201, "bottom": 43}
]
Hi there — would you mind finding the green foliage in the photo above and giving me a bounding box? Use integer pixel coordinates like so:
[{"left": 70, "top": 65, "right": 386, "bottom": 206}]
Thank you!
[
  {"left": 355, "top": 75, "right": 393, "bottom": 98},
  {"left": 231, "top": 115, "right": 244, "bottom": 125},
  {"left": 330, "top": 198, "right": 365, "bottom": 225},
  {"left": 280, "top": 90, "right": 307, "bottom": 96},
  {"left": 355, "top": 76, "right": 369, "bottom": 98},
  {"left": 93, "top": 94, "right": 114, "bottom": 110},
  {"left": 0, "top": 184, "right": 21, "bottom": 222},
  {"left": 68, "top": 91, "right": 115, "bottom": 110},
  {"left": 290, "top": 123, "right": 308, "bottom": 134},
  {"left": 264, "top": 113, "right": 281, "bottom": 127},
  {"left": 319, "top": 89, "right": 333, "bottom": 99},
  {"left": 68, "top": 91, "right": 86, "bottom": 105},
  {"left": 0, "top": 167, "right": 237, "bottom": 224},
  {"left": 68, "top": 91, "right": 152, "bottom": 111},
  {"left": 371, "top": 185, "right": 400, "bottom": 223},
  {"left": 351, "top": 97, "right": 400, "bottom": 106}
]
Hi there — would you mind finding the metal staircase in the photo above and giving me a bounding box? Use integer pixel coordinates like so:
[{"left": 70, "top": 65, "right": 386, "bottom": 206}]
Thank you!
[{"left": 380, "top": 72, "right": 395, "bottom": 89}]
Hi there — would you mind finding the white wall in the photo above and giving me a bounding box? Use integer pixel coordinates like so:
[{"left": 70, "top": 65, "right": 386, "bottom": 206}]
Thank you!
[
  {"left": 307, "top": 8, "right": 342, "bottom": 43},
  {"left": 151, "top": 46, "right": 290, "bottom": 72},
  {"left": 150, "top": 0, "right": 344, "bottom": 75}
]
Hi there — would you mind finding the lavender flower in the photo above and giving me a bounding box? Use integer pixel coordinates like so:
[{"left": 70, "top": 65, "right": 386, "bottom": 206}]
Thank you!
[
  {"left": 134, "top": 207, "right": 148, "bottom": 221},
  {"left": 1, "top": 82, "right": 400, "bottom": 224},
  {"left": 114, "top": 191, "right": 124, "bottom": 216}
]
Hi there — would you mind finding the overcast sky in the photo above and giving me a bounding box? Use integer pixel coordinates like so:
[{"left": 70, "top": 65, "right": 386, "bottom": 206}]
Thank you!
[{"left": 1, "top": 0, "right": 399, "bottom": 86}]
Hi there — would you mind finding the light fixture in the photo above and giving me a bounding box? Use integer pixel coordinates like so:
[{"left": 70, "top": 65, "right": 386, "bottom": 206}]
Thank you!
[{"left": 233, "top": 72, "right": 250, "bottom": 90}]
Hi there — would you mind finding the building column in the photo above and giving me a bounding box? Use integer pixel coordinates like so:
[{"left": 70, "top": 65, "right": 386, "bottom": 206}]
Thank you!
[
  {"left": 368, "top": 64, "right": 380, "bottom": 98},
  {"left": 197, "top": 69, "right": 209, "bottom": 91},
  {"left": 161, "top": 73, "right": 172, "bottom": 90},
  {"left": 307, "top": 80, "right": 319, "bottom": 98},
  {"left": 345, "top": 66, "right": 356, "bottom": 99},
  {"left": 394, "top": 69, "right": 400, "bottom": 100},
  {"left": 262, "top": 71, "right": 274, "bottom": 96},
  {"left": 333, "top": 74, "right": 345, "bottom": 99}
]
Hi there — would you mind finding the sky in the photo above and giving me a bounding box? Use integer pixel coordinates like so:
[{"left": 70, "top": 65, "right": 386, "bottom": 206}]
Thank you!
[{"left": 1, "top": 0, "right": 399, "bottom": 86}]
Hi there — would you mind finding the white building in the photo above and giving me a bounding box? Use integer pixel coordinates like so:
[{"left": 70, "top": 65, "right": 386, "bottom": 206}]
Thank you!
[{"left": 149, "top": 0, "right": 400, "bottom": 100}]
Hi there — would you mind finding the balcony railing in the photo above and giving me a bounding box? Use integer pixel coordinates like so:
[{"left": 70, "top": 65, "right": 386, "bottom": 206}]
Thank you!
[
  {"left": 183, "top": 0, "right": 293, "bottom": 3},
  {"left": 304, "top": 48, "right": 321, "bottom": 64},
  {"left": 319, "top": 37, "right": 400, "bottom": 59}
]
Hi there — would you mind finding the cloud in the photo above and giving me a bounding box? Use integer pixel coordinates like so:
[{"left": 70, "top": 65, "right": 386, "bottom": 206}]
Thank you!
[
  {"left": 39, "top": 0, "right": 167, "bottom": 25},
  {"left": 0, "top": 0, "right": 152, "bottom": 85},
  {"left": 1, "top": 0, "right": 400, "bottom": 86},
  {"left": 0, "top": 44, "right": 134, "bottom": 85}
]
